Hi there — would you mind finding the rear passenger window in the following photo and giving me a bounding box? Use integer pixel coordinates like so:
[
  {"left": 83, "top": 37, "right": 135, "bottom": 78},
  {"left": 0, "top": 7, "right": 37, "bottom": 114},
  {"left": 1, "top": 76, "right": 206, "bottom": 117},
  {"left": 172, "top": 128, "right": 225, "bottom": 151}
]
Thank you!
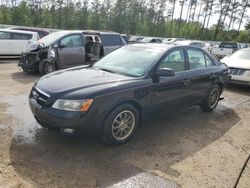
[
  {"left": 187, "top": 49, "right": 206, "bottom": 69},
  {"left": 101, "top": 35, "right": 121, "bottom": 46},
  {"left": 0, "top": 31, "right": 11, "bottom": 39},
  {"left": 12, "top": 33, "right": 32, "bottom": 40},
  {"left": 159, "top": 49, "right": 186, "bottom": 72}
]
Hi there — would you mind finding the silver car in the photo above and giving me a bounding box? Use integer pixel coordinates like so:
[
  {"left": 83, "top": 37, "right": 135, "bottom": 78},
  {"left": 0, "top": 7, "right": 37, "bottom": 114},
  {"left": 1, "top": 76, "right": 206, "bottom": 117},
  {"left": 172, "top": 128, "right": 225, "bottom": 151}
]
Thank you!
[{"left": 221, "top": 48, "right": 250, "bottom": 86}]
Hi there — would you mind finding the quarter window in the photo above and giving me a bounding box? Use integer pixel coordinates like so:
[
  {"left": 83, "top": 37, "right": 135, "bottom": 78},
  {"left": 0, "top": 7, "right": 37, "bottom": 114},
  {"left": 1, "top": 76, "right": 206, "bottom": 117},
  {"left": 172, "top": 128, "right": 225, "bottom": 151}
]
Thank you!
[
  {"left": 60, "top": 35, "right": 82, "bottom": 48},
  {"left": 159, "top": 49, "right": 186, "bottom": 72},
  {"left": 187, "top": 49, "right": 206, "bottom": 69},
  {"left": 205, "top": 55, "right": 215, "bottom": 66}
]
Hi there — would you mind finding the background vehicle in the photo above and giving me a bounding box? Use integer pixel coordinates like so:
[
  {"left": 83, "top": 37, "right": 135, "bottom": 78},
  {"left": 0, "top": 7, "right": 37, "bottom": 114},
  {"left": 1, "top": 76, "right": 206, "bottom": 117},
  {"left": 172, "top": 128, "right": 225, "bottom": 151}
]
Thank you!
[
  {"left": 0, "top": 29, "right": 39, "bottom": 56},
  {"left": 211, "top": 42, "right": 239, "bottom": 59},
  {"left": 19, "top": 30, "right": 102, "bottom": 75},
  {"left": 82, "top": 30, "right": 126, "bottom": 56},
  {"left": 9, "top": 26, "right": 50, "bottom": 39},
  {"left": 29, "top": 44, "right": 228, "bottom": 144},
  {"left": 221, "top": 48, "right": 250, "bottom": 86},
  {"left": 162, "top": 38, "right": 185, "bottom": 44},
  {"left": 128, "top": 35, "right": 145, "bottom": 43},
  {"left": 140, "top": 37, "right": 163, "bottom": 43},
  {"left": 174, "top": 40, "right": 211, "bottom": 52}
]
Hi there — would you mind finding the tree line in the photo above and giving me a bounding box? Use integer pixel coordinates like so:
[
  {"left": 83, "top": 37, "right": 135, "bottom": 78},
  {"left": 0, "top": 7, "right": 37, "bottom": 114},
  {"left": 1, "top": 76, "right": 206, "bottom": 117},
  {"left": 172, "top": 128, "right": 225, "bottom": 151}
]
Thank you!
[{"left": 0, "top": 0, "right": 250, "bottom": 42}]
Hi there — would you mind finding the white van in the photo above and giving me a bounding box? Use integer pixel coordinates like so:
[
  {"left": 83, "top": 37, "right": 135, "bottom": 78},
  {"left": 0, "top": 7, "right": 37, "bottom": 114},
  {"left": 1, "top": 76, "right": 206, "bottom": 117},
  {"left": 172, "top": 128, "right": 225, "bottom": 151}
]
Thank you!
[{"left": 0, "top": 29, "right": 39, "bottom": 56}]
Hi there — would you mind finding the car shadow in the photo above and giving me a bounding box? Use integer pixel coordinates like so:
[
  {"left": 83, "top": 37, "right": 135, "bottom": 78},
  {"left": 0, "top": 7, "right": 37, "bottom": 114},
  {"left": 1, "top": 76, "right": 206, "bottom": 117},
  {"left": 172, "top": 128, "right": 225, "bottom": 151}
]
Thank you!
[
  {"left": 11, "top": 71, "right": 39, "bottom": 84},
  {"left": 226, "top": 84, "right": 250, "bottom": 96},
  {"left": 9, "top": 105, "right": 240, "bottom": 187}
]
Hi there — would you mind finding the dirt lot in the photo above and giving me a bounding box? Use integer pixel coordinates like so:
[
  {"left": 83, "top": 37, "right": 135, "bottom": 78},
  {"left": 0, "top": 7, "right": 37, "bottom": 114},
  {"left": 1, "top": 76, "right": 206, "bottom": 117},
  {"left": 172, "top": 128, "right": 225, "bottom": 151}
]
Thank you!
[{"left": 0, "top": 61, "right": 249, "bottom": 188}]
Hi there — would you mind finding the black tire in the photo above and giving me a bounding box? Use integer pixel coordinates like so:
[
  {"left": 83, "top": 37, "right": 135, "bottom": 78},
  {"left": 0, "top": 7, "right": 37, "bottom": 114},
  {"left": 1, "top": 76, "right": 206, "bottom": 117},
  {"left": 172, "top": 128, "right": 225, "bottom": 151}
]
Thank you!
[
  {"left": 39, "top": 59, "right": 56, "bottom": 75},
  {"left": 200, "top": 84, "right": 221, "bottom": 112},
  {"left": 101, "top": 104, "right": 139, "bottom": 145},
  {"left": 20, "top": 54, "right": 38, "bottom": 74}
]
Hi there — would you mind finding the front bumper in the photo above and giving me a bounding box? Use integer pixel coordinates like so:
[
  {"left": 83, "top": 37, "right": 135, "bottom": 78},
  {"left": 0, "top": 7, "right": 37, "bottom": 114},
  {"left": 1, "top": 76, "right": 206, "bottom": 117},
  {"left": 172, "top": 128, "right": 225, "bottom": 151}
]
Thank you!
[
  {"left": 228, "top": 75, "right": 250, "bottom": 86},
  {"left": 19, "top": 52, "right": 39, "bottom": 69},
  {"left": 29, "top": 97, "right": 102, "bottom": 133}
]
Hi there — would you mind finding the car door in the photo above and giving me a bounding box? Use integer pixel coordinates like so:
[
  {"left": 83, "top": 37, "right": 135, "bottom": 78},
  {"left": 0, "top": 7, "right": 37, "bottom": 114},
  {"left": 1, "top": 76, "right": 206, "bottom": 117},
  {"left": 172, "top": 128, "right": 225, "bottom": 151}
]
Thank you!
[
  {"left": 184, "top": 47, "right": 220, "bottom": 105},
  {"left": 101, "top": 34, "right": 124, "bottom": 55},
  {"left": 145, "top": 48, "right": 190, "bottom": 117},
  {"left": 57, "top": 34, "right": 85, "bottom": 68}
]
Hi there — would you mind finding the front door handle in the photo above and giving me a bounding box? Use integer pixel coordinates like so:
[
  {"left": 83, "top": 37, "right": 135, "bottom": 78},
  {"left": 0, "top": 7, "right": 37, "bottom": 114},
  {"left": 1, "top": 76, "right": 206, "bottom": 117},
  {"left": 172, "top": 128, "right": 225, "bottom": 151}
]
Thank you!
[
  {"left": 210, "top": 73, "right": 217, "bottom": 79},
  {"left": 183, "top": 78, "right": 191, "bottom": 86}
]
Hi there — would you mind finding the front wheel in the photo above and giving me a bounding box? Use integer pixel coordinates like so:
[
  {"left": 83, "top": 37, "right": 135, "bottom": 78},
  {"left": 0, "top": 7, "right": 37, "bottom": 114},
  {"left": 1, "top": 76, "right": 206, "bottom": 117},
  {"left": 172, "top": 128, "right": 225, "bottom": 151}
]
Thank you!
[
  {"left": 101, "top": 104, "right": 139, "bottom": 145},
  {"left": 39, "top": 59, "right": 56, "bottom": 75},
  {"left": 200, "top": 85, "right": 221, "bottom": 112}
]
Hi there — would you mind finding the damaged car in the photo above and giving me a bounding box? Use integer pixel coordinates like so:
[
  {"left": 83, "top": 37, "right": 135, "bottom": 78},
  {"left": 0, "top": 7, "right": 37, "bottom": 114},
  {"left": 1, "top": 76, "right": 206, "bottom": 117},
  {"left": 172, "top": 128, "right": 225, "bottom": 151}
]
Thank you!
[{"left": 19, "top": 30, "right": 103, "bottom": 75}]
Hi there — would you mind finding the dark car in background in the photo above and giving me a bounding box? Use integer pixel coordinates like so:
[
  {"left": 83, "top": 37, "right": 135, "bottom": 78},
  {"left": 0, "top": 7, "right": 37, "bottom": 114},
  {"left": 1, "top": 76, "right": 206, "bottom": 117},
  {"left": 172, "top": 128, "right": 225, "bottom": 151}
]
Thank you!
[
  {"left": 29, "top": 44, "right": 228, "bottom": 144},
  {"left": 19, "top": 30, "right": 103, "bottom": 75}
]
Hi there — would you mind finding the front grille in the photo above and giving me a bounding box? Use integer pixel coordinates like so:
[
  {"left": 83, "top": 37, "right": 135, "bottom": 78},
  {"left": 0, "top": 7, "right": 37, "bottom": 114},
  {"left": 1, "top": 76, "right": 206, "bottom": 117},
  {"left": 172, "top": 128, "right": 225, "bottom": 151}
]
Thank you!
[
  {"left": 229, "top": 68, "right": 246, "bottom": 75},
  {"left": 30, "top": 87, "right": 50, "bottom": 107}
]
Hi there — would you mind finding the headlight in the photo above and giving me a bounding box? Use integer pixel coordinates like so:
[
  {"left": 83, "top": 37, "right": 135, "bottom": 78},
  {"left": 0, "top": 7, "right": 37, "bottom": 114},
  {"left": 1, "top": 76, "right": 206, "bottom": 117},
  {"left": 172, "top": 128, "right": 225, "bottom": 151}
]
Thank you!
[
  {"left": 47, "top": 48, "right": 55, "bottom": 59},
  {"left": 52, "top": 99, "right": 93, "bottom": 112}
]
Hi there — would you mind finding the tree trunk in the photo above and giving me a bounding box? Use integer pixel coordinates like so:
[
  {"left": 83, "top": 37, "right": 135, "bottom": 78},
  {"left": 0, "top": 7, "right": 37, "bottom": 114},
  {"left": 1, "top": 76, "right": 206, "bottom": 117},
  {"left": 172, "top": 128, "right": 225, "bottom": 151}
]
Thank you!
[
  {"left": 237, "top": 0, "right": 248, "bottom": 36},
  {"left": 177, "top": 0, "right": 185, "bottom": 37},
  {"left": 169, "top": 0, "right": 176, "bottom": 37}
]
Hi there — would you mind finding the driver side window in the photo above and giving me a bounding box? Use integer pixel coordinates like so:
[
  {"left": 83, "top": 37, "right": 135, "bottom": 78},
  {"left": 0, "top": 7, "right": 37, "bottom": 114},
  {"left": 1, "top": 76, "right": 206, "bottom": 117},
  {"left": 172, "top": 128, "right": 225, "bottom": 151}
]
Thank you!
[
  {"left": 60, "top": 34, "right": 82, "bottom": 48},
  {"left": 159, "top": 49, "right": 186, "bottom": 72}
]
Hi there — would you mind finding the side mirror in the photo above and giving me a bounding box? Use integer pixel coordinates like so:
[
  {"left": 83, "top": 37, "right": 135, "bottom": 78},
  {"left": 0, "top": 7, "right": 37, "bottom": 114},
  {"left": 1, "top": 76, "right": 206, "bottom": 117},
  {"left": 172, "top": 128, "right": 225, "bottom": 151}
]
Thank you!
[
  {"left": 156, "top": 68, "right": 175, "bottom": 77},
  {"left": 59, "top": 42, "right": 67, "bottom": 48}
]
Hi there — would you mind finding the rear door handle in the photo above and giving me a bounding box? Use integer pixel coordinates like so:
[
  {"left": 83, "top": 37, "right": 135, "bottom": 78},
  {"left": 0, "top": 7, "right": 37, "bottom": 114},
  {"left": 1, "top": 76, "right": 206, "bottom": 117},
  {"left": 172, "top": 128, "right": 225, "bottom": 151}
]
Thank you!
[{"left": 183, "top": 78, "right": 191, "bottom": 86}]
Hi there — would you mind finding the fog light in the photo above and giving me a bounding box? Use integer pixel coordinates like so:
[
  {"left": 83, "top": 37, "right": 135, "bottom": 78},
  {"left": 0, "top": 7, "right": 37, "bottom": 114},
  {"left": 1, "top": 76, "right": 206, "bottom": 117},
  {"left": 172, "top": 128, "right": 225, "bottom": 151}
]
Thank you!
[{"left": 62, "top": 128, "right": 74, "bottom": 134}]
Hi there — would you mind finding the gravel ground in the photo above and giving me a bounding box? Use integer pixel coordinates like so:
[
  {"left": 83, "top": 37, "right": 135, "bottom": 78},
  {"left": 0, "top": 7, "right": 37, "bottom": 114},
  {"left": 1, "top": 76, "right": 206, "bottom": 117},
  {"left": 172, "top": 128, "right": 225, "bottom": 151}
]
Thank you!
[{"left": 0, "top": 61, "right": 249, "bottom": 188}]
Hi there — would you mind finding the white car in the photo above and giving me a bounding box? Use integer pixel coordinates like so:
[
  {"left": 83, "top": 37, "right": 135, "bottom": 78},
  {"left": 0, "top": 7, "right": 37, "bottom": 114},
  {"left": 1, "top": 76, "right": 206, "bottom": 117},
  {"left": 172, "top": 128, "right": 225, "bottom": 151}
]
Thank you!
[
  {"left": 221, "top": 48, "right": 250, "bottom": 86},
  {"left": 0, "top": 29, "right": 39, "bottom": 56},
  {"left": 174, "top": 40, "right": 211, "bottom": 52}
]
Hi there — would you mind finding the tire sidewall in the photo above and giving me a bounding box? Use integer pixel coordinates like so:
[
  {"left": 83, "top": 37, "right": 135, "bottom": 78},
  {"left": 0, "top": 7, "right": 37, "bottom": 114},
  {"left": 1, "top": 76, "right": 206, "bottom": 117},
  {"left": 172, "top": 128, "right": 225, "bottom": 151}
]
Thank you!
[
  {"left": 39, "top": 59, "right": 56, "bottom": 75},
  {"left": 102, "top": 104, "right": 139, "bottom": 144},
  {"left": 202, "top": 84, "right": 221, "bottom": 112}
]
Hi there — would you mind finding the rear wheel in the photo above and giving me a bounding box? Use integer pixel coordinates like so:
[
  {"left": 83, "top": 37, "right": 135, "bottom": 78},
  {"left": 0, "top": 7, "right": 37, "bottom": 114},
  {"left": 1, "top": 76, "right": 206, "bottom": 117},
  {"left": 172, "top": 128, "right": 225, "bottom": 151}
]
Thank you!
[
  {"left": 200, "top": 85, "right": 221, "bottom": 112},
  {"left": 39, "top": 59, "right": 56, "bottom": 75},
  {"left": 102, "top": 104, "right": 139, "bottom": 145}
]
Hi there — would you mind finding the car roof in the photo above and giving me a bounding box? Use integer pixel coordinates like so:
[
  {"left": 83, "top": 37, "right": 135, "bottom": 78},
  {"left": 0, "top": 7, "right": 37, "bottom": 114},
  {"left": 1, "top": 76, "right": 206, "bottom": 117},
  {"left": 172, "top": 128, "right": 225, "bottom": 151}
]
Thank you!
[
  {"left": 0, "top": 28, "right": 39, "bottom": 35},
  {"left": 82, "top": 30, "right": 121, "bottom": 35},
  {"left": 128, "top": 43, "right": 173, "bottom": 51},
  {"left": 9, "top": 26, "right": 49, "bottom": 32},
  {"left": 53, "top": 30, "right": 86, "bottom": 35}
]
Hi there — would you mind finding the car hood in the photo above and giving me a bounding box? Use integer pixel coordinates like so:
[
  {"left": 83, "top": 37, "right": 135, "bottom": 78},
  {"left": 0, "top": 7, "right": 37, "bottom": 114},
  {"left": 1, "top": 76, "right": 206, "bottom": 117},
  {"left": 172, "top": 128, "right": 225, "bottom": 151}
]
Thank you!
[
  {"left": 23, "top": 40, "right": 45, "bottom": 53},
  {"left": 221, "top": 57, "right": 250, "bottom": 69},
  {"left": 36, "top": 66, "right": 137, "bottom": 96}
]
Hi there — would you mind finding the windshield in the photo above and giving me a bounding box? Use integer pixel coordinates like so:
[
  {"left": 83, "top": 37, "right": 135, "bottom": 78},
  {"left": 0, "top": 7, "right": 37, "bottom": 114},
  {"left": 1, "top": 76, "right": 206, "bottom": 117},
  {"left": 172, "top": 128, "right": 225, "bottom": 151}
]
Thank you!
[
  {"left": 94, "top": 46, "right": 163, "bottom": 77},
  {"left": 231, "top": 49, "right": 250, "bottom": 60},
  {"left": 39, "top": 32, "right": 66, "bottom": 46}
]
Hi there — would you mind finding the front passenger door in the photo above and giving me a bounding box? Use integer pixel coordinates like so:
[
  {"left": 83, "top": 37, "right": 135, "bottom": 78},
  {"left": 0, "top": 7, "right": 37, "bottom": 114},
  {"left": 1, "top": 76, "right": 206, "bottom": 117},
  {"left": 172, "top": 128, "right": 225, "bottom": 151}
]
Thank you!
[{"left": 57, "top": 34, "right": 85, "bottom": 68}]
